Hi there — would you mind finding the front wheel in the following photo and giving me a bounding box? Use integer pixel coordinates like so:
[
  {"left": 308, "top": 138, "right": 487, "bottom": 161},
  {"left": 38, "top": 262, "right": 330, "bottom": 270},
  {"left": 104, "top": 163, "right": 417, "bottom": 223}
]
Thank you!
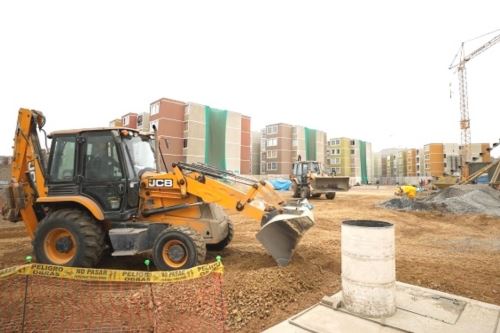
[
  {"left": 152, "top": 226, "right": 206, "bottom": 270},
  {"left": 33, "top": 209, "right": 105, "bottom": 267},
  {"left": 326, "top": 192, "right": 336, "bottom": 200}
]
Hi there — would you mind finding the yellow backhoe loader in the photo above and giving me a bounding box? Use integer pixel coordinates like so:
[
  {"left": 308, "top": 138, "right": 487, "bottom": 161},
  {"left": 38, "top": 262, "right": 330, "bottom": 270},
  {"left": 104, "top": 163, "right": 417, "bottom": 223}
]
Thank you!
[{"left": 4, "top": 108, "right": 314, "bottom": 269}]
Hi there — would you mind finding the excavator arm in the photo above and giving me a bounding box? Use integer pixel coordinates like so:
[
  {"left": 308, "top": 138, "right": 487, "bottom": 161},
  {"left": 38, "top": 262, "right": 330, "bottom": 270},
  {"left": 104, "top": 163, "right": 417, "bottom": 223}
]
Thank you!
[{"left": 6, "top": 108, "right": 48, "bottom": 238}]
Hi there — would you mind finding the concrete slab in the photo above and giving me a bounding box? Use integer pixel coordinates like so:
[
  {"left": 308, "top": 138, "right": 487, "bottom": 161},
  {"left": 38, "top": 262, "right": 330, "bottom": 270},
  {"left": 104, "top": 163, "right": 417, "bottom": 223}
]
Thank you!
[{"left": 263, "top": 282, "right": 500, "bottom": 333}]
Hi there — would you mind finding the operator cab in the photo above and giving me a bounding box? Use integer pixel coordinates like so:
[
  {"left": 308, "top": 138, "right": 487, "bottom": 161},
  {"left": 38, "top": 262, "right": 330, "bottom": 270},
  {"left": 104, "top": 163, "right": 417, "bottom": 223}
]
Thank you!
[
  {"left": 46, "top": 128, "right": 156, "bottom": 220},
  {"left": 292, "top": 161, "right": 322, "bottom": 184}
]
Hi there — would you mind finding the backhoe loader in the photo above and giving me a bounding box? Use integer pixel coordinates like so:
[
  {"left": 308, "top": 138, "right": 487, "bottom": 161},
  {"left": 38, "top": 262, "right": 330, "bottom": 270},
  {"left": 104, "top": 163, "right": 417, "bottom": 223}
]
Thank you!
[{"left": 4, "top": 108, "right": 314, "bottom": 269}]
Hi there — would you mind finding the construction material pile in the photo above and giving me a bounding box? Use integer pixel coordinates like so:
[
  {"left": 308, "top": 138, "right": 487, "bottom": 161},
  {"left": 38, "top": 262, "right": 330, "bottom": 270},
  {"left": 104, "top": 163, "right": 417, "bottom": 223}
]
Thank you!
[{"left": 381, "top": 185, "right": 500, "bottom": 217}]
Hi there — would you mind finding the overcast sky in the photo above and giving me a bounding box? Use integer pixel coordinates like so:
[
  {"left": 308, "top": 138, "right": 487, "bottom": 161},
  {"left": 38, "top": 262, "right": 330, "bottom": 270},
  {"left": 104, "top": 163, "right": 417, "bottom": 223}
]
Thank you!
[{"left": 1, "top": 1, "right": 499, "bottom": 157}]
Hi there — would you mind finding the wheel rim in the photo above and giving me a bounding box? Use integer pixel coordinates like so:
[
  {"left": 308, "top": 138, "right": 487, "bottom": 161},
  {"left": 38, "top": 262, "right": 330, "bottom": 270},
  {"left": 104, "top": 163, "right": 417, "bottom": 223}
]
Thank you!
[
  {"left": 44, "top": 228, "right": 77, "bottom": 265},
  {"left": 162, "top": 240, "right": 188, "bottom": 268}
]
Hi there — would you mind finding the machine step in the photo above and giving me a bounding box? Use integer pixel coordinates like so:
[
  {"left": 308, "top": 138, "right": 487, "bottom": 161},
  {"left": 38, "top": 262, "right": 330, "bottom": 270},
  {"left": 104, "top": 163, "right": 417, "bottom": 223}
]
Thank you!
[
  {"left": 109, "top": 228, "right": 149, "bottom": 254},
  {"left": 111, "top": 250, "right": 139, "bottom": 256}
]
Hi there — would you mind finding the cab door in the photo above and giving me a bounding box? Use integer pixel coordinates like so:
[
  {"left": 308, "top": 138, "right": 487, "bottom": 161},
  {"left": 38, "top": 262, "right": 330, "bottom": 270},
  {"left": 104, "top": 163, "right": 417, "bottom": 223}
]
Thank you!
[{"left": 80, "top": 132, "right": 127, "bottom": 219}]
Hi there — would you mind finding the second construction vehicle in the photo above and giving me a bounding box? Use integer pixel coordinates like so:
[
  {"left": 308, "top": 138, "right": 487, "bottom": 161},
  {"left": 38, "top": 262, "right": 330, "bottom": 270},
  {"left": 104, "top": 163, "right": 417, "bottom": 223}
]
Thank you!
[
  {"left": 290, "top": 160, "right": 350, "bottom": 200},
  {"left": 4, "top": 108, "right": 314, "bottom": 269}
]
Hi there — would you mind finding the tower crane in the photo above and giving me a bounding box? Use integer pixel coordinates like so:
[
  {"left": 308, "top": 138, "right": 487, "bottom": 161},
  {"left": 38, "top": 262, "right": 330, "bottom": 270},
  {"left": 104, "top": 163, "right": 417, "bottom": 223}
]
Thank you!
[{"left": 449, "top": 30, "right": 500, "bottom": 178}]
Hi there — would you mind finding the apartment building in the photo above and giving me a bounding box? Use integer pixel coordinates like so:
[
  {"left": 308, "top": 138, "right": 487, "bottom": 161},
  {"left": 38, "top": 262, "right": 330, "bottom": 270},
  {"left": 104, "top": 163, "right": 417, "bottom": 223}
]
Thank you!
[
  {"left": 326, "top": 138, "right": 351, "bottom": 177},
  {"left": 149, "top": 98, "right": 251, "bottom": 174},
  {"left": 416, "top": 148, "right": 425, "bottom": 177},
  {"left": 121, "top": 113, "right": 138, "bottom": 129},
  {"left": 109, "top": 119, "right": 122, "bottom": 127},
  {"left": 373, "top": 152, "right": 382, "bottom": 180},
  {"left": 406, "top": 149, "right": 417, "bottom": 177},
  {"left": 326, "top": 138, "right": 373, "bottom": 183},
  {"left": 386, "top": 154, "right": 397, "bottom": 177},
  {"left": 136, "top": 112, "right": 150, "bottom": 132},
  {"left": 251, "top": 131, "right": 262, "bottom": 175},
  {"left": 116, "top": 112, "right": 151, "bottom": 132},
  {"left": 465, "top": 143, "right": 491, "bottom": 163},
  {"left": 423, "top": 143, "right": 490, "bottom": 177},
  {"left": 395, "top": 150, "right": 407, "bottom": 177},
  {"left": 260, "top": 123, "right": 326, "bottom": 175}
]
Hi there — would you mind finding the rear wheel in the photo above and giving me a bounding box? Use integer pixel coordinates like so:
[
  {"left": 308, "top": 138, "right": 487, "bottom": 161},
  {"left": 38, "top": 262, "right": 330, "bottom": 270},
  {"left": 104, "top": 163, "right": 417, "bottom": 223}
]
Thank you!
[
  {"left": 152, "top": 226, "right": 206, "bottom": 270},
  {"left": 326, "top": 192, "right": 336, "bottom": 200},
  {"left": 311, "top": 193, "right": 322, "bottom": 198},
  {"left": 207, "top": 221, "right": 234, "bottom": 251},
  {"left": 33, "top": 209, "right": 105, "bottom": 267}
]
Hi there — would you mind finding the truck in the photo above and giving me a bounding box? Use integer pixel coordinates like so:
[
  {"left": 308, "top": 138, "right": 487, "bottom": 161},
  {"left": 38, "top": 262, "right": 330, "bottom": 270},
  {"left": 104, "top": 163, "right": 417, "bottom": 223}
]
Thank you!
[{"left": 290, "top": 160, "right": 350, "bottom": 200}]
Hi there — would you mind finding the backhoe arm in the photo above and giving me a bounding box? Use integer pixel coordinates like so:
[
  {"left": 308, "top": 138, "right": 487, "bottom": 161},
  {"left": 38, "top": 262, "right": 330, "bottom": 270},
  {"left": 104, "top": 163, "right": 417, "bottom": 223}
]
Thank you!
[{"left": 6, "top": 108, "right": 48, "bottom": 238}]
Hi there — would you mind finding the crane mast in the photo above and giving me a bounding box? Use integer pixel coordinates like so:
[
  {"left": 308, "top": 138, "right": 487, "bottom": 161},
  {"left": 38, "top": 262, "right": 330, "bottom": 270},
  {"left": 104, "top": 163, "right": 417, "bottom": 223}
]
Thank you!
[{"left": 449, "top": 31, "right": 500, "bottom": 178}]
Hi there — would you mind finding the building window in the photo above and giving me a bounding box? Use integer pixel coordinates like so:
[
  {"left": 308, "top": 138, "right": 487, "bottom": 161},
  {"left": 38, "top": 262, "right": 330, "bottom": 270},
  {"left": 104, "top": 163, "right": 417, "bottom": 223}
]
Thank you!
[
  {"left": 183, "top": 139, "right": 188, "bottom": 148},
  {"left": 137, "top": 115, "right": 143, "bottom": 127},
  {"left": 150, "top": 103, "right": 160, "bottom": 115},
  {"left": 267, "top": 162, "right": 278, "bottom": 171},
  {"left": 266, "top": 125, "right": 278, "bottom": 134},
  {"left": 330, "top": 139, "right": 340, "bottom": 145},
  {"left": 350, "top": 149, "right": 355, "bottom": 154},
  {"left": 266, "top": 150, "right": 277, "bottom": 159},
  {"left": 350, "top": 140, "right": 355, "bottom": 146},
  {"left": 267, "top": 138, "right": 277, "bottom": 147},
  {"left": 336, "top": 149, "right": 341, "bottom": 155},
  {"left": 261, "top": 163, "right": 266, "bottom": 172}
]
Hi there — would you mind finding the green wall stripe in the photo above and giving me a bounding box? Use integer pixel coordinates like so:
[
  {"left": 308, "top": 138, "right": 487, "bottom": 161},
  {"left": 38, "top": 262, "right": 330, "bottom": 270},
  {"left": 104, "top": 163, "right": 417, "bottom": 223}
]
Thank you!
[
  {"left": 305, "top": 127, "right": 317, "bottom": 160},
  {"left": 360, "top": 140, "right": 368, "bottom": 184},
  {"left": 204, "top": 106, "right": 227, "bottom": 170}
]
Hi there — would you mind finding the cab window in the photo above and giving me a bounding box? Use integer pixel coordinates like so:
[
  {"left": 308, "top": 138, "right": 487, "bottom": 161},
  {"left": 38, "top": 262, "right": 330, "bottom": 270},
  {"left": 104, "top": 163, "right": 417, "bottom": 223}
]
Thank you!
[
  {"left": 48, "top": 136, "right": 76, "bottom": 182},
  {"left": 84, "top": 134, "right": 123, "bottom": 181}
]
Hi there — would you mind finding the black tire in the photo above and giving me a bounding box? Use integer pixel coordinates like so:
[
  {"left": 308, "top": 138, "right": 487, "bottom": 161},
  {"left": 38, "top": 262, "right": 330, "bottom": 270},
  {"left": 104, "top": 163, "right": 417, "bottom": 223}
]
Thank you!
[
  {"left": 33, "top": 209, "right": 105, "bottom": 267},
  {"left": 207, "top": 221, "right": 234, "bottom": 251},
  {"left": 311, "top": 193, "right": 322, "bottom": 198},
  {"left": 300, "top": 187, "right": 310, "bottom": 199},
  {"left": 326, "top": 192, "right": 336, "bottom": 200},
  {"left": 152, "top": 226, "right": 206, "bottom": 270}
]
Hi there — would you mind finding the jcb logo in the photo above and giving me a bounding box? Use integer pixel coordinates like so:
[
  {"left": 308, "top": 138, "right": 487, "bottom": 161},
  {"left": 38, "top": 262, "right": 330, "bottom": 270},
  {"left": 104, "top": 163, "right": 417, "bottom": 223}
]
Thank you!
[{"left": 148, "top": 179, "right": 173, "bottom": 188}]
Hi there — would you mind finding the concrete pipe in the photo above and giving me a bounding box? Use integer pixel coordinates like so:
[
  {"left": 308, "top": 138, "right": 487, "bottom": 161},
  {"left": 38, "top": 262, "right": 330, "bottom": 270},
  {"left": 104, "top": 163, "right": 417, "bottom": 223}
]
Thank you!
[{"left": 341, "top": 220, "right": 396, "bottom": 317}]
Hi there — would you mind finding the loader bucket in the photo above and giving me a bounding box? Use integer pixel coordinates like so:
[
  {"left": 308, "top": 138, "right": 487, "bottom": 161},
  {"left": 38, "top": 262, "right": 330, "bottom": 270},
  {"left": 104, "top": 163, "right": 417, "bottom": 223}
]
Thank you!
[{"left": 256, "top": 203, "right": 315, "bottom": 266}]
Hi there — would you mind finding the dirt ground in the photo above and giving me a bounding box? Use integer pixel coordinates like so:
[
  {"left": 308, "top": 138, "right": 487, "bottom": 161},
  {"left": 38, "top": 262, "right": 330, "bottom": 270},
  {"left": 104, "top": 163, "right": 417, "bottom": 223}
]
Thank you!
[{"left": 1, "top": 186, "right": 499, "bottom": 332}]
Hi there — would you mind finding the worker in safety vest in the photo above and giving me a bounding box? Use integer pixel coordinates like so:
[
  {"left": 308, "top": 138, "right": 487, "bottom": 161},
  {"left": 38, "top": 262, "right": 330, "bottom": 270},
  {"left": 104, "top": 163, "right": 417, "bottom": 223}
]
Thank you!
[{"left": 394, "top": 185, "right": 417, "bottom": 200}]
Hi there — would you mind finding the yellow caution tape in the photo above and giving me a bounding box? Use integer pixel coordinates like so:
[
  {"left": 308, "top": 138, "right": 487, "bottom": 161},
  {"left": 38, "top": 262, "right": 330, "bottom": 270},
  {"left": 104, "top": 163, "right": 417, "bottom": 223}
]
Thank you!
[
  {"left": 0, "top": 261, "right": 223, "bottom": 283},
  {"left": 0, "top": 264, "right": 31, "bottom": 279}
]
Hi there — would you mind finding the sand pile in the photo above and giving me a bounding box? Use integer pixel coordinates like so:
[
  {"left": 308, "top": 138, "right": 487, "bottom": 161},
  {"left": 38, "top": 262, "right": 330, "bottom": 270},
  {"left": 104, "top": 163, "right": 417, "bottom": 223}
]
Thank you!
[{"left": 381, "top": 185, "right": 500, "bottom": 217}]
